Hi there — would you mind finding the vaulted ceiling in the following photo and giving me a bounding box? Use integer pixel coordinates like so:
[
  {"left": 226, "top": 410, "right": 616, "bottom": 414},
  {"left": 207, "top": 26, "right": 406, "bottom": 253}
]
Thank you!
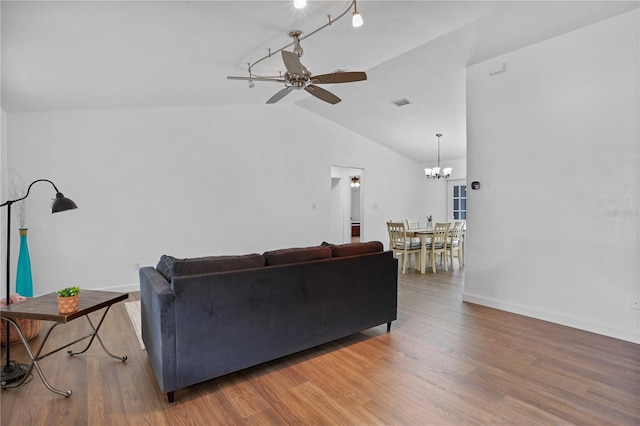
[{"left": 2, "top": 1, "right": 637, "bottom": 162}]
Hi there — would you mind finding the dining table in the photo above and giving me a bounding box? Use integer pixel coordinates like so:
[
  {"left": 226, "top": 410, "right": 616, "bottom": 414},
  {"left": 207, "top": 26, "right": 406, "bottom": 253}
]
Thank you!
[{"left": 406, "top": 226, "right": 464, "bottom": 273}]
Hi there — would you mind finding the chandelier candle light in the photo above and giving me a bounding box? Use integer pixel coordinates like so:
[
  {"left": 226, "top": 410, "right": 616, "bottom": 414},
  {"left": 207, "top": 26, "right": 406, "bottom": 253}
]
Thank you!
[{"left": 425, "top": 133, "right": 452, "bottom": 179}]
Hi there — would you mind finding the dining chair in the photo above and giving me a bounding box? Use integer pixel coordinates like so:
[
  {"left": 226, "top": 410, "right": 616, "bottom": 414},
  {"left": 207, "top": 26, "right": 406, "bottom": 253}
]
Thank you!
[
  {"left": 425, "top": 222, "right": 451, "bottom": 273},
  {"left": 405, "top": 219, "right": 421, "bottom": 230},
  {"left": 386, "top": 221, "right": 422, "bottom": 274},
  {"left": 447, "top": 220, "right": 465, "bottom": 269}
]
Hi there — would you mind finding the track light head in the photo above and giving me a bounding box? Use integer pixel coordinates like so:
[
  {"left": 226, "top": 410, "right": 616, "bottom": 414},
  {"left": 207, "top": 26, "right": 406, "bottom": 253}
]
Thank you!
[{"left": 352, "top": 0, "right": 363, "bottom": 27}]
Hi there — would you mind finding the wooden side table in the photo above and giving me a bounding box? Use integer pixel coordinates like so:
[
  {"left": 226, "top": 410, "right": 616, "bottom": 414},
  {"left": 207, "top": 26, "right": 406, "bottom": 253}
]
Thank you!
[{"left": 0, "top": 290, "right": 128, "bottom": 397}]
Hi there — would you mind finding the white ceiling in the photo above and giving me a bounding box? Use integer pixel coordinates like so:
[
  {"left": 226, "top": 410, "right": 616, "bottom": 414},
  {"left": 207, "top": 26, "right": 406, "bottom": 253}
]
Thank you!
[{"left": 2, "top": 1, "right": 638, "bottom": 163}]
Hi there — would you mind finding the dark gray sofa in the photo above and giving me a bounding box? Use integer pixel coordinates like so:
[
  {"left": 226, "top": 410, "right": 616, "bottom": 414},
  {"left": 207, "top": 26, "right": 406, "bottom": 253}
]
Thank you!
[{"left": 139, "top": 241, "right": 398, "bottom": 403}]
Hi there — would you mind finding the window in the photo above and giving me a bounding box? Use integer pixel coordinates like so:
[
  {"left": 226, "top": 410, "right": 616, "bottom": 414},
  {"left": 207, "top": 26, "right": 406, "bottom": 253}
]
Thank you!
[{"left": 452, "top": 184, "right": 466, "bottom": 220}]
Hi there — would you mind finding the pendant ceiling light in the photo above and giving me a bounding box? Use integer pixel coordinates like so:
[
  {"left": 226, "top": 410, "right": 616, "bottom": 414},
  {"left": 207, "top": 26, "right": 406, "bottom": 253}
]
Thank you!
[
  {"left": 352, "top": 0, "right": 364, "bottom": 27},
  {"left": 424, "top": 133, "right": 452, "bottom": 179}
]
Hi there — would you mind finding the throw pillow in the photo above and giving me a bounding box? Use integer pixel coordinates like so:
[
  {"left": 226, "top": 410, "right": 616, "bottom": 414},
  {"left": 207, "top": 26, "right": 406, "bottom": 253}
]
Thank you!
[{"left": 156, "top": 255, "right": 179, "bottom": 282}]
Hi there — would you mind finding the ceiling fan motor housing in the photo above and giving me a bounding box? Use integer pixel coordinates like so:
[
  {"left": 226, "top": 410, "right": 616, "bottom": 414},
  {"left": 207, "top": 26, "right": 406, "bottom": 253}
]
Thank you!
[{"left": 291, "top": 80, "right": 306, "bottom": 89}]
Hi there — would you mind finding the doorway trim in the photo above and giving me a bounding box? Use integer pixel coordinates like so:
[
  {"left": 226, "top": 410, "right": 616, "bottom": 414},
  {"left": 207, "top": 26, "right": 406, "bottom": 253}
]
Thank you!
[{"left": 330, "top": 166, "right": 364, "bottom": 244}]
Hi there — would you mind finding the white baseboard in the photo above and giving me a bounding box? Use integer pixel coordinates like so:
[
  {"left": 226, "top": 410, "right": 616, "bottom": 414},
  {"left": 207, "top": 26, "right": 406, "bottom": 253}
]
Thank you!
[
  {"left": 94, "top": 282, "right": 140, "bottom": 294},
  {"left": 462, "top": 292, "right": 639, "bottom": 344}
]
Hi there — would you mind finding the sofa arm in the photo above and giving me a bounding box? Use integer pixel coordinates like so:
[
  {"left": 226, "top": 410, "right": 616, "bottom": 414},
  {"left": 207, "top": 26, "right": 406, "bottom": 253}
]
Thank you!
[{"left": 139, "top": 266, "right": 177, "bottom": 395}]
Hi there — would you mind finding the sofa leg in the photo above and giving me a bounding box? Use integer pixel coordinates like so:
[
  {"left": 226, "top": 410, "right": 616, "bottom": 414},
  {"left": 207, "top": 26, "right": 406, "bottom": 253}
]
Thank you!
[
  {"left": 386, "top": 321, "right": 392, "bottom": 332},
  {"left": 167, "top": 391, "right": 175, "bottom": 404}
]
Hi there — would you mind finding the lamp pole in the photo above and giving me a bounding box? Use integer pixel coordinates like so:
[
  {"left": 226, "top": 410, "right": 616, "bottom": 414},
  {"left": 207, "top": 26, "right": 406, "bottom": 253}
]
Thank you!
[{"left": 1, "top": 179, "right": 77, "bottom": 386}]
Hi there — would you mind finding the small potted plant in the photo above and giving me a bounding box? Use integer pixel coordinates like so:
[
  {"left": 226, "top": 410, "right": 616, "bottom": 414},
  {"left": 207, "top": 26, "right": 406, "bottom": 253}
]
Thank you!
[{"left": 57, "top": 286, "right": 80, "bottom": 314}]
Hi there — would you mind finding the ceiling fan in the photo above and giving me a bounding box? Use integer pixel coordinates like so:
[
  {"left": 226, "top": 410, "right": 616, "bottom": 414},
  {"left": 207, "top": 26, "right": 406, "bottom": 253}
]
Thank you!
[{"left": 227, "top": 31, "right": 367, "bottom": 105}]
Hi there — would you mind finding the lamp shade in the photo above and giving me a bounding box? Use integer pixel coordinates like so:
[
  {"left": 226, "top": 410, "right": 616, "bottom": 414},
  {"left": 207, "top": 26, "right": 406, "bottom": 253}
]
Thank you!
[
  {"left": 51, "top": 192, "right": 78, "bottom": 213},
  {"left": 352, "top": 11, "right": 363, "bottom": 27}
]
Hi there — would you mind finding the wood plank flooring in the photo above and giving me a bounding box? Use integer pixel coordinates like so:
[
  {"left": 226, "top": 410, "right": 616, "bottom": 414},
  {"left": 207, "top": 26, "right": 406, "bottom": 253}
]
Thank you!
[{"left": 1, "top": 268, "right": 639, "bottom": 425}]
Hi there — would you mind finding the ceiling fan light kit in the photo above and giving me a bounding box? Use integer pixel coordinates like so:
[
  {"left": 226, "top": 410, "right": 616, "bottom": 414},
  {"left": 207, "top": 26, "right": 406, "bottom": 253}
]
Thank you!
[
  {"left": 227, "top": 0, "right": 366, "bottom": 105},
  {"left": 425, "top": 133, "right": 453, "bottom": 179}
]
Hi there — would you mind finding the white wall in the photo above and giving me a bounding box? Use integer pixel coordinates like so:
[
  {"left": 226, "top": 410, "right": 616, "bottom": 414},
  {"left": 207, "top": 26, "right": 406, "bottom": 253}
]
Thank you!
[
  {"left": 465, "top": 10, "right": 640, "bottom": 343},
  {"left": 4, "top": 104, "right": 426, "bottom": 294}
]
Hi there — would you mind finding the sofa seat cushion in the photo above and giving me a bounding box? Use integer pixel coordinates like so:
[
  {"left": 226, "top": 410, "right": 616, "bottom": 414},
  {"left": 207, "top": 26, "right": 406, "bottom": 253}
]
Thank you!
[
  {"left": 331, "top": 241, "right": 384, "bottom": 257},
  {"left": 264, "top": 246, "right": 332, "bottom": 266},
  {"left": 394, "top": 240, "right": 422, "bottom": 250}
]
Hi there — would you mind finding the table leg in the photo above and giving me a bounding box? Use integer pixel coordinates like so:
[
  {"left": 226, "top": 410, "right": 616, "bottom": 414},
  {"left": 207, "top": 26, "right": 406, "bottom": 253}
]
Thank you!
[
  {"left": 68, "top": 306, "right": 127, "bottom": 362},
  {"left": 2, "top": 318, "right": 72, "bottom": 397},
  {"left": 420, "top": 234, "right": 427, "bottom": 274}
]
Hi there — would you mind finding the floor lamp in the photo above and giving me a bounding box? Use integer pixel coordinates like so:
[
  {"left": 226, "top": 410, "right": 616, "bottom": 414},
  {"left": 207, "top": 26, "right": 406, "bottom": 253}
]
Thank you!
[{"left": 1, "top": 179, "right": 77, "bottom": 386}]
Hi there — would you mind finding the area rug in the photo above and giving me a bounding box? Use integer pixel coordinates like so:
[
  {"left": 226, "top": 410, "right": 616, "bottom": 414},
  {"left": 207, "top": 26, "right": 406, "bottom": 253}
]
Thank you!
[{"left": 125, "top": 301, "right": 146, "bottom": 351}]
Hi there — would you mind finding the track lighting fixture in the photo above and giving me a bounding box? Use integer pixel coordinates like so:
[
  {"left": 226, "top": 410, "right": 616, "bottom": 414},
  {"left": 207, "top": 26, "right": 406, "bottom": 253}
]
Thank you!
[{"left": 229, "top": 1, "right": 365, "bottom": 83}]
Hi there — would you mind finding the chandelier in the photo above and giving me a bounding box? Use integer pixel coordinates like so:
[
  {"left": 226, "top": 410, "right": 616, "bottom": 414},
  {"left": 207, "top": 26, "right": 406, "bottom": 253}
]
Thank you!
[
  {"left": 350, "top": 177, "right": 360, "bottom": 187},
  {"left": 424, "top": 133, "right": 452, "bottom": 179}
]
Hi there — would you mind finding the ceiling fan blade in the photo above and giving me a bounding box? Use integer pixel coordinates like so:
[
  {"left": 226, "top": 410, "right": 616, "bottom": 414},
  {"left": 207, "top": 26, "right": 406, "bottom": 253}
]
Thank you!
[
  {"left": 227, "top": 76, "right": 287, "bottom": 83},
  {"left": 281, "top": 51, "right": 305, "bottom": 77},
  {"left": 305, "top": 85, "right": 341, "bottom": 105},
  {"left": 266, "top": 87, "right": 293, "bottom": 104},
  {"left": 311, "top": 71, "right": 367, "bottom": 84}
]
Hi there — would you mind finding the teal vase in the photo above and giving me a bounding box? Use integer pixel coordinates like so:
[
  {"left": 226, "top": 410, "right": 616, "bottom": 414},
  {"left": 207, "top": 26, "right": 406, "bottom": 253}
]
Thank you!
[{"left": 16, "top": 228, "right": 33, "bottom": 297}]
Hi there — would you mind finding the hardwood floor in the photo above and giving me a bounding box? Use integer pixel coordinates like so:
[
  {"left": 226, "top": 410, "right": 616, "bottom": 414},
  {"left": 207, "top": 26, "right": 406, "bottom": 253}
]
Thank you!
[{"left": 2, "top": 268, "right": 639, "bottom": 425}]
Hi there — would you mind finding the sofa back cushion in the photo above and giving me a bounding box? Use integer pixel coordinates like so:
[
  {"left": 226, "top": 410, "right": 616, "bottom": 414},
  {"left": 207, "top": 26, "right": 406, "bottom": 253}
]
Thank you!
[
  {"left": 156, "top": 253, "right": 266, "bottom": 281},
  {"left": 264, "top": 245, "right": 332, "bottom": 266},
  {"left": 330, "top": 241, "right": 384, "bottom": 258}
]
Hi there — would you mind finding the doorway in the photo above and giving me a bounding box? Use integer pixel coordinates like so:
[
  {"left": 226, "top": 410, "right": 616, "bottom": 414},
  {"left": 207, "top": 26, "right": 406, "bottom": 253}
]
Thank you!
[{"left": 330, "top": 166, "right": 364, "bottom": 244}]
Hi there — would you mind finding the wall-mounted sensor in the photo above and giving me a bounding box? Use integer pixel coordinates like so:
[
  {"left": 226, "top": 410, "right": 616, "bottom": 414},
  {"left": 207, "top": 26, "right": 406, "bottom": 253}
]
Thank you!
[
  {"left": 471, "top": 181, "right": 481, "bottom": 190},
  {"left": 488, "top": 62, "right": 506, "bottom": 76}
]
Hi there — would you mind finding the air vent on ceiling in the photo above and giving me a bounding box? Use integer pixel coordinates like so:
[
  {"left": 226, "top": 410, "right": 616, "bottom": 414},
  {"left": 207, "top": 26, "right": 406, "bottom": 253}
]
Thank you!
[{"left": 392, "top": 98, "right": 412, "bottom": 107}]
